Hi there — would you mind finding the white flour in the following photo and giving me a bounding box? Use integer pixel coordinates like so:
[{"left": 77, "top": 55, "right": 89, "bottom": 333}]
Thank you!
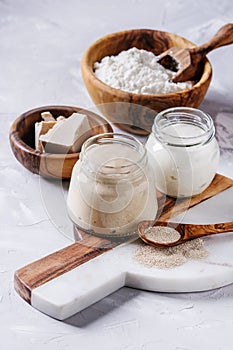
[{"left": 94, "top": 47, "right": 192, "bottom": 95}]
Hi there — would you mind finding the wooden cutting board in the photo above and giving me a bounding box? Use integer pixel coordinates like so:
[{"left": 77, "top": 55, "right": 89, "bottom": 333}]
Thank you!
[{"left": 14, "top": 174, "right": 233, "bottom": 320}]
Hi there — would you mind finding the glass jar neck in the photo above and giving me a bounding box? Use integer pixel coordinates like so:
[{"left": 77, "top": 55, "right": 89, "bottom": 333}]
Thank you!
[
  {"left": 80, "top": 133, "right": 148, "bottom": 179},
  {"left": 152, "top": 107, "right": 215, "bottom": 147}
]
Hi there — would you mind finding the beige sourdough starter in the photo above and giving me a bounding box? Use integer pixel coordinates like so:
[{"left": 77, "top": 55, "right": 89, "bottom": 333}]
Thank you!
[{"left": 67, "top": 134, "right": 157, "bottom": 237}]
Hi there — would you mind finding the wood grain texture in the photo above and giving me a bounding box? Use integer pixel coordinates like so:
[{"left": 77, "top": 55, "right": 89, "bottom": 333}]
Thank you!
[
  {"left": 157, "top": 173, "right": 233, "bottom": 221},
  {"left": 9, "top": 105, "right": 113, "bottom": 179},
  {"left": 14, "top": 232, "right": 117, "bottom": 304},
  {"left": 179, "top": 221, "right": 233, "bottom": 241},
  {"left": 81, "top": 29, "right": 212, "bottom": 135},
  {"left": 159, "top": 23, "right": 233, "bottom": 83},
  {"left": 14, "top": 173, "right": 233, "bottom": 304}
]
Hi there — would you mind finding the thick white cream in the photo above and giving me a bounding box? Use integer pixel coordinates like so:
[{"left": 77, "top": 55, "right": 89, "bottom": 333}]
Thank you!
[
  {"left": 146, "top": 122, "right": 220, "bottom": 197},
  {"left": 67, "top": 142, "right": 157, "bottom": 236}
]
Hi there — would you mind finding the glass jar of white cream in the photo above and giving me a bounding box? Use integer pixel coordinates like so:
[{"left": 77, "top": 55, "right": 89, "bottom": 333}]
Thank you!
[
  {"left": 67, "top": 133, "right": 157, "bottom": 237},
  {"left": 146, "top": 107, "right": 220, "bottom": 198}
]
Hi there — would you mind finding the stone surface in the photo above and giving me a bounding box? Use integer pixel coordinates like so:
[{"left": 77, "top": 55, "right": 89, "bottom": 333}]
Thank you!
[
  {"left": 1, "top": 0, "right": 233, "bottom": 349},
  {"left": 32, "top": 186, "right": 233, "bottom": 320}
]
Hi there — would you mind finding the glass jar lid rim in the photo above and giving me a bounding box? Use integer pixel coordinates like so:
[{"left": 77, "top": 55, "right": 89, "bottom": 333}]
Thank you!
[
  {"left": 153, "top": 107, "right": 215, "bottom": 145},
  {"left": 81, "top": 132, "right": 147, "bottom": 173}
]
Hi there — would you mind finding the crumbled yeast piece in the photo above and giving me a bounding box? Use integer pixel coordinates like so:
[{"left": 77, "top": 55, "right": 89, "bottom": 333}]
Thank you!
[{"left": 41, "top": 111, "right": 55, "bottom": 122}]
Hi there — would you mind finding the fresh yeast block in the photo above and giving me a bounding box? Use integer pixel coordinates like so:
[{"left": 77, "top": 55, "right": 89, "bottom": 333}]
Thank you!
[
  {"left": 39, "top": 113, "right": 91, "bottom": 154},
  {"left": 35, "top": 113, "right": 66, "bottom": 152},
  {"left": 35, "top": 122, "right": 56, "bottom": 152}
]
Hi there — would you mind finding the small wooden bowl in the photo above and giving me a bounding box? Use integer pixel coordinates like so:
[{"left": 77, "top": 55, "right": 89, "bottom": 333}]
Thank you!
[
  {"left": 81, "top": 29, "right": 212, "bottom": 135},
  {"left": 9, "top": 105, "right": 113, "bottom": 179}
]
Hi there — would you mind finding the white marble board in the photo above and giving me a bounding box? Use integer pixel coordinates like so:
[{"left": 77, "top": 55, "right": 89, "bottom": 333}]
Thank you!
[{"left": 31, "top": 186, "right": 233, "bottom": 320}]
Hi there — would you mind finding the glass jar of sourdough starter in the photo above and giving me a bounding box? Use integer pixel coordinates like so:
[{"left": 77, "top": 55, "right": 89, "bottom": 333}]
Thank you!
[
  {"left": 146, "top": 107, "right": 220, "bottom": 198},
  {"left": 67, "top": 133, "right": 157, "bottom": 237}
]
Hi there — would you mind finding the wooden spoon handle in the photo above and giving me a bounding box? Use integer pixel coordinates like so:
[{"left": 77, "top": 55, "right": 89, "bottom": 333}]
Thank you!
[
  {"left": 182, "top": 221, "right": 233, "bottom": 240},
  {"left": 210, "top": 222, "right": 233, "bottom": 233},
  {"left": 191, "top": 23, "right": 233, "bottom": 56}
]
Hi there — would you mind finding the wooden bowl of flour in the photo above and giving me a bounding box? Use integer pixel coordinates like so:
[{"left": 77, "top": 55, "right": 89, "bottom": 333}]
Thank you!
[
  {"left": 81, "top": 29, "right": 212, "bottom": 135},
  {"left": 9, "top": 105, "right": 113, "bottom": 179}
]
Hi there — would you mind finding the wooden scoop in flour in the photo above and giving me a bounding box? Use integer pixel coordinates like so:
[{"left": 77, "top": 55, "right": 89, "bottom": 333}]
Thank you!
[{"left": 158, "top": 23, "right": 233, "bottom": 82}]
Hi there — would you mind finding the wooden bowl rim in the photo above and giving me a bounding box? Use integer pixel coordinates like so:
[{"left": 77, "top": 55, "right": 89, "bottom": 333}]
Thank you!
[
  {"left": 81, "top": 28, "right": 212, "bottom": 99},
  {"left": 10, "top": 105, "right": 113, "bottom": 160}
]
